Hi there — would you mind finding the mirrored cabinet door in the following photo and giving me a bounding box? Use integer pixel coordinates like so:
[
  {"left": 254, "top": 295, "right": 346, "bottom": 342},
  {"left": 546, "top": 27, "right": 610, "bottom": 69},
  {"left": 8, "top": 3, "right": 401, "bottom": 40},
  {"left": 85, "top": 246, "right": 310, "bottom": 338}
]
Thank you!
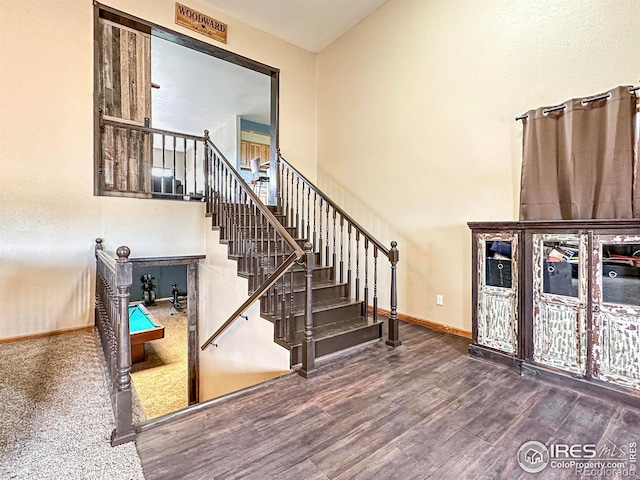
[
  {"left": 532, "top": 233, "right": 588, "bottom": 375},
  {"left": 592, "top": 235, "right": 640, "bottom": 392},
  {"left": 476, "top": 232, "right": 518, "bottom": 354}
]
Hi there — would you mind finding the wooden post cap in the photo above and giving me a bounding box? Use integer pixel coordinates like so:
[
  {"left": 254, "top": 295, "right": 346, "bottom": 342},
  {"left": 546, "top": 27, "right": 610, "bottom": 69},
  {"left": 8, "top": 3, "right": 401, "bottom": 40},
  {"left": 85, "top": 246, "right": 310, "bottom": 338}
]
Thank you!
[
  {"left": 116, "top": 246, "right": 131, "bottom": 261},
  {"left": 389, "top": 241, "right": 399, "bottom": 263}
]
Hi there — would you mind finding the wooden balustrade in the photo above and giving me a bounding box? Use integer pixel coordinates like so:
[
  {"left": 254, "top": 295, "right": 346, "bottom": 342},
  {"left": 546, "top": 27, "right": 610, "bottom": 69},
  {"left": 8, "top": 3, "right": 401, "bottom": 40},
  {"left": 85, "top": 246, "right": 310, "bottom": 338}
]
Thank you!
[{"left": 94, "top": 238, "right": 136, "bottom": 446}]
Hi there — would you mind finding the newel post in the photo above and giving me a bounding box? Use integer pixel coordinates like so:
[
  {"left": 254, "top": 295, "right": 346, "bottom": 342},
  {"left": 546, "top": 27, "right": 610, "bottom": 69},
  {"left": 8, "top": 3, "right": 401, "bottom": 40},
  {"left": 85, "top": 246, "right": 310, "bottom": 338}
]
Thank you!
[
  {"left": 386, "top": 241, "right": 402, "bottom": 347},
  {"left": 204, "top": 130, "right": 212, "bottom": 215},
  {"left": 111, "top": 245, "right": 135, "bottom": 446},
  {"left": 95, "top": 237, "right": 104, "bottom": 256},
  {"left": 299, "top": 242, "right": 317, "bottom": 378}
]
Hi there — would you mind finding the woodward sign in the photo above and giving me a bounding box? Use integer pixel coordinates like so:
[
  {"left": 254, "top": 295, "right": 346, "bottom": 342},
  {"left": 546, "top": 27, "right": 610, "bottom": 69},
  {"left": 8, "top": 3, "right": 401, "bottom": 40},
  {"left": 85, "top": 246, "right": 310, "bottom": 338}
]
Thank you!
[{"left": 175, "top": 3, "right": 227, "bottom": 44}]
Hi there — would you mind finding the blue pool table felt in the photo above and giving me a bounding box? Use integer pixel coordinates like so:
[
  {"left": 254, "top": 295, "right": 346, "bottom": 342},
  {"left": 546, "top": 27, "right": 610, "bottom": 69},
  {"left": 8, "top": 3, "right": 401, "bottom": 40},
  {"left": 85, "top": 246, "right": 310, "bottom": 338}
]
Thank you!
[{"left": 128, "top": 305, "right": 159, "bottom": 332}]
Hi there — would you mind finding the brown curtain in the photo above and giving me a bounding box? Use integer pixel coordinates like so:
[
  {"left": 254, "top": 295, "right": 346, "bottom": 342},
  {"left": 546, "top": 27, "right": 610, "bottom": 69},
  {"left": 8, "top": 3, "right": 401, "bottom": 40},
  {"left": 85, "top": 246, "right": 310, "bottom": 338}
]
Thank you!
[{"left": 519, "top": 85, "right": 636, "bottom": 220}]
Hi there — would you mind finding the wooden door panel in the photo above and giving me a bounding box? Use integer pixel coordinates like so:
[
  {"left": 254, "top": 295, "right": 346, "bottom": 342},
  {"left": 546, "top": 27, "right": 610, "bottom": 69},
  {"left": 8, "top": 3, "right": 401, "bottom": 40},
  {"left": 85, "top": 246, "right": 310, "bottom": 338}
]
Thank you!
[
  {"left": 476, "top": 232, "right": 518, "bottom": 354},
  {"left": 532, "top": 233, "right": 587, "bottom": 375},
  {"left": 98, "top": 19, "right": 151, "bottom": 194},
  {"left": 592, "top": 234, "right": 640, "bottom": 391}
]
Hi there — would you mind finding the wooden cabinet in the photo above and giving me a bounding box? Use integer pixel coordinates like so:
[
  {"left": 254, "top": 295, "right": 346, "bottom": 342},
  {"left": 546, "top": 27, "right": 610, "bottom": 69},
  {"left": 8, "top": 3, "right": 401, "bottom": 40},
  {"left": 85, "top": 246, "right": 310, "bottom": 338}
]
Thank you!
[
  {"left": 240, "top": 140, "right": 270, "bottom": 167},
  {"left": 469, "top": 220, "right": 640, "bottom": 406}
]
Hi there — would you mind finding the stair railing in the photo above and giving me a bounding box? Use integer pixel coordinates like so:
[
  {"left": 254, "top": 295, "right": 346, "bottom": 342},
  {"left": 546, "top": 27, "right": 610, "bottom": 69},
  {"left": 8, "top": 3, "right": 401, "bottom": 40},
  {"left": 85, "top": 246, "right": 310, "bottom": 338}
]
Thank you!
[
  {"left": 277, "top": 151, "right": 401, "bottom": 347},
  {"left": 100, "top": 116, "right": 207, "bottom": 199},
  {"left": 201, "top": 132, "right": 312, "bottom": 370},
  {"left": 94, "top": 238, "right": 136, "bottom": 446}
]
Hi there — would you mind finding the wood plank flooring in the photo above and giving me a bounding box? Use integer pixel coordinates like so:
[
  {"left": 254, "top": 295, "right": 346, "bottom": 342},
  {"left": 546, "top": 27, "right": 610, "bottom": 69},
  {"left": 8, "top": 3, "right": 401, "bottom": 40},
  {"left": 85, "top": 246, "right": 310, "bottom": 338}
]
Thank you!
[{"left": 136, "top": 321, "right": 640, "bottom": 479}]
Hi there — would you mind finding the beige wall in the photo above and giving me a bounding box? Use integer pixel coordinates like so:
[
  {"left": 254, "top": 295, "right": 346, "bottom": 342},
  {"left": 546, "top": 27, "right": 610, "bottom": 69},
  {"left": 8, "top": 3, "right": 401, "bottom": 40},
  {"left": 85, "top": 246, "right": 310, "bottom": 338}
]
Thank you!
[
  {"left": 316, "top": 0, "right": 640, "bottom": 332},
  {"left": 199, "top": 229, "right": 290, "bottom": 401},
  {"left": 0, "top": 0, "right": 317, "bottom": 339},
  {"left": 210, "top": 116, "right": 240, "bottom": 165}
]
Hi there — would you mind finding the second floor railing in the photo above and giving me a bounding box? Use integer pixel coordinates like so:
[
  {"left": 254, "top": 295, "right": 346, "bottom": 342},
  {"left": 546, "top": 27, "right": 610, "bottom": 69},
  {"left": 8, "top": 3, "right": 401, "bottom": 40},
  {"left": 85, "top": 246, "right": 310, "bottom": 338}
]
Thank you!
[{"left": 100, "top": 116, "right": 206, "bottom": 200}]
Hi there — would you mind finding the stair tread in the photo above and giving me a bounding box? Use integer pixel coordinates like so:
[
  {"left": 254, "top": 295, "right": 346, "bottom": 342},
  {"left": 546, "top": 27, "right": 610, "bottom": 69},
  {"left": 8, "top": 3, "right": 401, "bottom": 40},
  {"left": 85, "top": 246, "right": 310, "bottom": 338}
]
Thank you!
[
  {"left": 274, "top": 279, "right": 346, "bottom": 294},
  {"left": 272, "top": 296, "right": 363, "bottom": 317},
  {"left": 284, "top": 316, "right": 383, "bottom": 347},
  {"left": 228, "top": 247, "right": 313, "bottom": 257}
]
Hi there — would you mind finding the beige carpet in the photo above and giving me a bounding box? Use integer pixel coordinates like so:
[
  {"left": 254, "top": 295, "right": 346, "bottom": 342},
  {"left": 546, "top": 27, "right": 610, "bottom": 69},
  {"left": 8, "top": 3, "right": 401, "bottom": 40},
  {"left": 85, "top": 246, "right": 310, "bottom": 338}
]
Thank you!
[
  {"left": 0, "top": 331, "right": 144, "bottom": 480},
  {"left": 130, "top": 301, "right": 188, "bottom": 420}
]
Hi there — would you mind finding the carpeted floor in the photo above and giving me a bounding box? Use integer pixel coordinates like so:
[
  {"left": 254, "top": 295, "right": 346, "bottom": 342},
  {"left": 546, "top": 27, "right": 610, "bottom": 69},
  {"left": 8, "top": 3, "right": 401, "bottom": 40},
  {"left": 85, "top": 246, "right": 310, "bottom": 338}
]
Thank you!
[
  {"left": 131, "top": 301, "right": 188, "bottom": 421},
  {"left": 0, "top": 330, "right": 145, "bottom": 480}
]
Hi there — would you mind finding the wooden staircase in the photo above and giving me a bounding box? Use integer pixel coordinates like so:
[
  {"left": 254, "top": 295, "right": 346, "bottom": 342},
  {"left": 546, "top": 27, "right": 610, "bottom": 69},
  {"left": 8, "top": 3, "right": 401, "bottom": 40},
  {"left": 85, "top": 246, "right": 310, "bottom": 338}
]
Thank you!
[
  {"left": 201, "top": 136, "right": 401, "bottom": 375},
  {"left": 214, "top": 204, "right": 385, "bottom": 367}
]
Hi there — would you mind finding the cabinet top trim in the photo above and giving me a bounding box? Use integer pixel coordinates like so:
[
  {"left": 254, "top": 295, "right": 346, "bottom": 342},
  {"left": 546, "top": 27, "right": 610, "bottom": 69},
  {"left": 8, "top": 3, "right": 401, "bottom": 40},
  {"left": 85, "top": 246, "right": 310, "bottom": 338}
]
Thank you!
[{"left": 468, "top": 219, "right": 640, "bottom": 230}]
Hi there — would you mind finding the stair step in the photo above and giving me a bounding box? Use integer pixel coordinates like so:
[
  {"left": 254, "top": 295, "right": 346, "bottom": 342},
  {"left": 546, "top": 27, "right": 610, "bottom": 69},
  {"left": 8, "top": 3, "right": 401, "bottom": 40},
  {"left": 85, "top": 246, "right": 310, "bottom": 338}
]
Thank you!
[
  {"left": 271, "top": 281, "right": 348, "bottom": 306},
  {"left": 279, "top": 316, "right": 384, "bottom": 365},
  {"left": 265, "top": 297, "right": 365, "bottom": 331},
  {"left": 226, "top": 237, "right": 307, "bottom": 254}
]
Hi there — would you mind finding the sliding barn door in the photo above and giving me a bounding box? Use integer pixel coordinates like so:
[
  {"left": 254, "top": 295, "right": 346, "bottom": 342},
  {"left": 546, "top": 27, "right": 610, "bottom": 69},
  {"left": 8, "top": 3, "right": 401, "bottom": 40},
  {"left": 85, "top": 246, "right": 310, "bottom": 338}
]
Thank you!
[{"left": 98, "top": 18, "right": 152, "bottom": 194}]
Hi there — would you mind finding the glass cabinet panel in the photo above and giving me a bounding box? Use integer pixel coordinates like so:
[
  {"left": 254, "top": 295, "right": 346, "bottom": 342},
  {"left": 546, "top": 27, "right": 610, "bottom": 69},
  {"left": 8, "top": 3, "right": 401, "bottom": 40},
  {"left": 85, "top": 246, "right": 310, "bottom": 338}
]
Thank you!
[
  {"left": 476, "top": 233, "right": 518, "bottom": 354},
  {"left": 532, "top": 234, "right": 587, "bottom": 375},
  {"left": 485, "top": 240, "right": 512, "bottom": 288},
  {"left": 600, "top": 242, "right": 640, "bottom": 306},
  {"left": 592, "top": 235, "right": 640, "bottom": 391},
  {"left": 541, "top": 240, "right": 579, "bottom": 297}
]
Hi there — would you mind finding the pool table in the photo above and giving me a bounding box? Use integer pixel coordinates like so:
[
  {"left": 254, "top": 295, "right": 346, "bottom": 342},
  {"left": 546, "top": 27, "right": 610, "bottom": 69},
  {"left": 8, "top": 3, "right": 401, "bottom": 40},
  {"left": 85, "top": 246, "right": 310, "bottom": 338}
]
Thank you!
[{"left": 128, "top": 304, "right": 165, "bottom": 363}]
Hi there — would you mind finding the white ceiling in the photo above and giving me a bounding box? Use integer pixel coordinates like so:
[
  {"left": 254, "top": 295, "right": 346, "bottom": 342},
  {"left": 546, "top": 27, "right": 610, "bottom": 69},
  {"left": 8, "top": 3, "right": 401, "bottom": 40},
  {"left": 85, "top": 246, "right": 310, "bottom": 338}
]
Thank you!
[
  {"left": 200, "top": 0, "right": 391, "bottom": 52},
  {"left": 152, "top": 36, "right": 270, "bottom": 136}
]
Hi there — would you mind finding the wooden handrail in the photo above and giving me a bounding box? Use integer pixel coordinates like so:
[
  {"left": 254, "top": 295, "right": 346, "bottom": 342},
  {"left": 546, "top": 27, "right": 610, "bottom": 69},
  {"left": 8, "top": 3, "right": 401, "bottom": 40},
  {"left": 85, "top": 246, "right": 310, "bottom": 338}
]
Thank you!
[
  {"left": 277, "top": 152, "right": 390, "bottom": 257},
  {"left": 100, "top": 117, "right": 206, "bottom": 142},
  {"left": 200, "top": 252, "right": 300, "bottom": 350}
]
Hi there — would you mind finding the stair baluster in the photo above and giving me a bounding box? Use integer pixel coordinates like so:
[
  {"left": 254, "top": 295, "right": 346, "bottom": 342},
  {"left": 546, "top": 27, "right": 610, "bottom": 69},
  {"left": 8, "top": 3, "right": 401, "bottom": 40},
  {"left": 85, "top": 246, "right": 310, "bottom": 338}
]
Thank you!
[
  {"left": 373, "top": 247, "right": 378, "bottom": 323},
  {"left": 355, "top": 230, "right": 360, "bottom": 302}
]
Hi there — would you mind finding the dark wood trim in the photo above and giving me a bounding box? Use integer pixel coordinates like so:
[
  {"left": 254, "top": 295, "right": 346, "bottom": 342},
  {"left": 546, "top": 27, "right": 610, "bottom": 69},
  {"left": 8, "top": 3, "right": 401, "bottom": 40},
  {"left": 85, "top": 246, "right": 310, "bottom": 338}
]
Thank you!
[
  {"left": 187, "top": 263, "right": 199, "bottom": 405},
  {"left": 516, "top": 229, "right": 526, "bottom": 359},
  {"left": 469, "top": 219, "right": 640, "bottom": 230},
  {"left": 369, "top": 306, "right": 472, "bottom": 339},
  {"left": 585, "top": 229, "right": 594, "bottom": 380},
  {"left": 470, "top": 232, "right": 479, "bottom": 343},
  {"left": 522, "top": 229, "right": 534, "bottom": 361},
  {"left": 93, "top": 4, "right": 102, "bottom": 196},
  {"left": 469, "top": 344, "right": 523, "bottom": 371},
  {"left": 98, "top": 8, "right": 152, "bottom": 35},
  {"left": 101, "top": 117, "right": 206, "bottom": 142},
  {"left": 0, "top": 326, "right": 94, "bottom": 344},
  {"left": 269, "top": 70, "right": 279, "bottom": 206},
  {"left": 129, "top": 255, "right": 205, "bottom": 267},
  {"left": 522, "top": 362, "right": 640, "bottom": 409},
  {"left": 94, "top": 2, "right": 278, "bottom": 76}
]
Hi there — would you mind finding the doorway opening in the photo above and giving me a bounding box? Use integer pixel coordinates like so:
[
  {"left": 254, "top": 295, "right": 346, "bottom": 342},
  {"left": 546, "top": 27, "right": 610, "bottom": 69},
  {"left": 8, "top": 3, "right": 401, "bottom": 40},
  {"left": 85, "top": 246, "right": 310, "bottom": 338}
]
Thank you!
[
  {"left": 93, "top": 2, "right": 280, "bottom": 423},
  {"left": 93, "top": 3, "right": 280, "bottom": 205}
]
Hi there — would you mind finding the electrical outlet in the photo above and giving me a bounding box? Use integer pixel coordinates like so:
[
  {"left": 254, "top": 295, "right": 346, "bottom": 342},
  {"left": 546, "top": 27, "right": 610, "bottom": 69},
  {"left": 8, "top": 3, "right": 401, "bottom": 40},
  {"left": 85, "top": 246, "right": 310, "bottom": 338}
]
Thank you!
[{"left": 436, "top": 294, "right": 443, "bottom": 306}]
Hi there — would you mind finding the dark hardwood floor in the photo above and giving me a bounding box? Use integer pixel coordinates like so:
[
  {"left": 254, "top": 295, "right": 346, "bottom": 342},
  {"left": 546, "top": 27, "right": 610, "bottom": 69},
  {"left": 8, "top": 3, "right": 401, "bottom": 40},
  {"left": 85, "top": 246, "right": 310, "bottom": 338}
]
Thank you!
[{"left": 136, "top": 321, "right": 640, "bottom": 479}]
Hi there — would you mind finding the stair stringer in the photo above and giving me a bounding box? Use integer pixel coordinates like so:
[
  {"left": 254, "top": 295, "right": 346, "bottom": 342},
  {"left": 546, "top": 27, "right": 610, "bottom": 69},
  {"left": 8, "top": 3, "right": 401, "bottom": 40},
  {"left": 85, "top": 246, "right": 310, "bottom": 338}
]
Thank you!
[{"left": 198, "top": 226, "right": 291, "bottom": 403}]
